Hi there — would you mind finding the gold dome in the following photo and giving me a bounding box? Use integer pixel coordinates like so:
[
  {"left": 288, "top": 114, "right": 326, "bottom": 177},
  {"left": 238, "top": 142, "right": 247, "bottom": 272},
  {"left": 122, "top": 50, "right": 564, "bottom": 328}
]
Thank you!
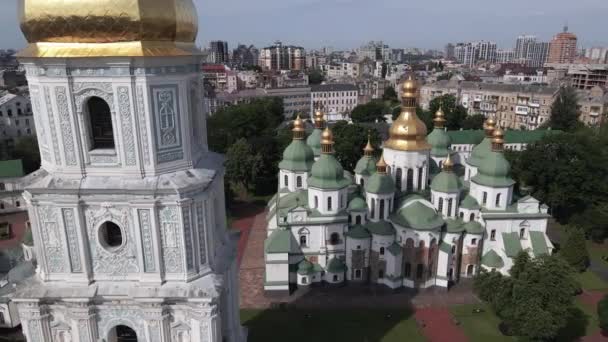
[
  {"left": 376, "top": 154, "right": 388, "bottom": 174},
  {"left": 491, "top": 127, "right": 505, "bottom": 151},
  {"left": 385, "top": 76, "right": 431, "bottom": 151},
  {"left": 363, "top": 135, "right": 374, "bottom": 156},
  {"left": 314, "top": 109, "right": 325, "bottom": 129},
  {"left": 18, "top": 0, "right": 199, "bottom": 58},
  {"left": 442, "top": 154, "right": 454, "bottom": 172},
  {"left": 433, "top": 108, "right": 446, "bottom": 128},
  {"left": 292, "top": 114, "right": 305, "bottom": 140},
  {"left": 483, "top": 117, "right": 496, "bottom": 137},
  {"left": 321, "top": 127, "right": 334, "bottom": 154}
]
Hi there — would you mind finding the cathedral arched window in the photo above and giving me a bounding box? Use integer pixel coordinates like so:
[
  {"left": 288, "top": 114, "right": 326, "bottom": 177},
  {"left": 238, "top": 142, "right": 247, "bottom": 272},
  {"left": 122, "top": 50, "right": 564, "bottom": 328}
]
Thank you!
[
  {"left": 355, "top": 215, "right": 362, "bottom": 225},
  {"left": 0, "top": 183, "right": 4, "bottom": 191},
  {"left": 469, "top": 213, "right": 475, "bottom": 221},
  {"left": 360, "top": 178, "right": 365, "bottom": 187},
  {"left": 314, "top": 196, "right": 319, "bottom": 209},
  {"left": 495, "top": 193, "right": 501, "bottom": 207},
  {"left": 418, "top": 167, "right": 423, "bottom": 190},
  {"left": 86, "top": 97, "right": 115, "bottom": 149},
  {"left": 298, "top": 228, "right": 310, "bottom": 247},
  {"left": 438, "top": 198, "right": 444, "bottom": 213},
  {"left": 404, "top": 263, "right": 412, "bottom": 278},
  {"left": 395, "top": 168, "right": 402, "bottom": 191},
  {"left": 380, "top": 247, "right": 385, "bottom": 255},
  {"left": 296, "top": 176, "right": 302, "bottom": 188},
  {"left": 406, "top": 169, "right": 414, "bottom": 191},
  {"left": 460, "top": 212, "right": 464, "bottom": 219},
  {"left": 330, "top": 233, "right": 340, "bottom": 245},
  {"left": 284, "top": 175, "right": 288, "bottom": 187},
  {"left": 327, "top": 197, "right": 333, "bottom": 211},
  {"left": 416, "top": 264, "right": 424, "bottom": 279},
  {"left": 520, "top": 228, "right": 526, "bottom": 239},
  {"left": 482, "top": 191, "right": 488, "bottom": 205},
  {"left": 447, "top": 198, "right": 453, "bottom": 216},
  {"left": 379, "top": 199, "right": 385, "bottom": 220}
]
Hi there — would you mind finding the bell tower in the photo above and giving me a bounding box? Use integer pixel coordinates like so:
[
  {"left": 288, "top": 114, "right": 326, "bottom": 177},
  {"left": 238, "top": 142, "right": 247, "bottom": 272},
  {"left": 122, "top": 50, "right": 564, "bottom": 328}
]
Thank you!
[{"left": 13, "top": 0, "right": 245, "bottom": 341}]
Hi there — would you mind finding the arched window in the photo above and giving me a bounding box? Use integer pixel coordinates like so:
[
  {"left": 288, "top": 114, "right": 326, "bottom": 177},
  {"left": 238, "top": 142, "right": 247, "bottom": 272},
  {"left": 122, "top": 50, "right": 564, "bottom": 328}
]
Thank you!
[
  {"left": 327, "top": 197, "right": 333, "bottom": 211},
  {"left": 495, "top": 193, "right": 501, "bottom": 207},
  {"left": 330, "top": 233, "right": 340, "bottom": 245},
  {"left": 439, "top": 161, "right": 443, "bottom": 168},
  {"left": 284, "top": 175, "right": 288, "bottom": 187},
  {"left": 0, "top": 183, "right": 5, "bottom": 191},
  {"left": 418, "top": 167, "right": 423, "bottom": 190},
  {"left": 378, "top": 269, "right": 384, "bottom": 279},
  {"left": 314, "top": 196, "right": 319, "bottom": 209},
  {"left": 355, "top": 269, "right": 362, "bottom": 279},
  {"left": 520, "top": 228, "right": 526, "bottom": 239},
  {"left": 438, "top": 198, "right": 444, "bottom": 213},
  {"left": 460, "top": 212, "right": 464, "bottom": 219},
  {"left": 447, "top": 198, "right": 453, "bottom": 216},
  {"left": 379, "top": 199, "right": 385, "bottom": 220},
  {"left": 395, "top": 168, "right": 402, "bottom": 191},
  {"left": 380, "top": 247, "right": 385, "bottom": 255},
  {"left": 404, "top": 263, "right": 412, "bottom": 278},
  {"left": 490, "top": 229, "right": 496, "bottom": 241},
  {"left": 355, "top": 215, "right": 362, "bottom": 225},
  {"left": 109, "top": 325, "right": 137, "bottom": 342},
  {"left": 406, "top": 168, "right": 414, "bottom": 191},
  {"left": 299, "top": 235, "right": 307, "bottom": 247},
  {"left": 466, "top": 264, "right": 474, "bottom": 276},
  {"left": 416, "top": 264, "right": 424, "bottom": 279},
  {"left": 87, "top": 97, "right": 115, "bottom": 149},
  {"left": 471, "top": 238, "right": 477, "bottom": 246},
  {"left": 371, "top": 198, "right": 376, "bottom": 219},
  {"left": 482, "top": 191, "right": 488, "bottom": 205},
  {"left": 333, "top": 275, "right": 339, "bottom": 282},
  {"left": 301, "top": 276, "right": 308, "bottom": 284},
  {"left": 296, "top": 176, "right": 302, "bottom": 188},
  {"left": 360, "top": 178, "right": 365, "bottom": 187},
  {"left": 469, "top": 213, "right": 475, "bottom": 221}
]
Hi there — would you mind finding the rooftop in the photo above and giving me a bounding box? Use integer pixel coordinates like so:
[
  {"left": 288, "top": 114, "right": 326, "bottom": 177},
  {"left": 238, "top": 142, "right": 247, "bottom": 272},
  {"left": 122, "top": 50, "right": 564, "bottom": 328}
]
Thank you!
[{"left": 311, "top": 84, "right": 359, "bottom": 92}]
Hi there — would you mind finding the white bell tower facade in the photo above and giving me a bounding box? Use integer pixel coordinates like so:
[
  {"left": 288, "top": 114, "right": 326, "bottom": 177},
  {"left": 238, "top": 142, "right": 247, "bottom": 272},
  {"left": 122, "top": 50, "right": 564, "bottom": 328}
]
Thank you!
[{"left": 13, "top": 0, "right": 245, "bottom": 341}]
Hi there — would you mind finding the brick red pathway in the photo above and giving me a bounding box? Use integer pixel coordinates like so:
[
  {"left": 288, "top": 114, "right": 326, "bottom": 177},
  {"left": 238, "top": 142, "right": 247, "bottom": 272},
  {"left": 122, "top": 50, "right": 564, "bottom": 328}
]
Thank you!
[
  {"left": 582, "top": 331, "right": 608, "bottom": 342},
  {"left": 415, "top": 307, "right": 468, "bottom": 342},
  {"left": 580, "top": 290, "right": 608, "bottom": 308}
]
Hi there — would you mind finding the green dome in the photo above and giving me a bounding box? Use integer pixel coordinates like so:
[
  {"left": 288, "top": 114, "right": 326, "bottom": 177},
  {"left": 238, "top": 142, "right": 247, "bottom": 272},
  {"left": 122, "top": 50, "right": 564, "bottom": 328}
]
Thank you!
[
  {"left": 430, "top": 171, "right": 461, "bottom": 193},
  {"left": 297, "top": 259, "right": 314, "bottom": 275},
  {"left": 308, "top": 154, "right": 351, "bottom": 190},
  {"left": 348, "top": 196, "right": 367, "bottom": 211},
  {"left": 427, "top": 128, "right": 451, "bottom": 157},
  {"left": 327, "top": 258, "right": 346, "bottom": 273},
  {"left": 365, "top": 172, "right": 395, "bottom": 194},
  {"left": 389, "top": 201, "right": 444, "bottom": 231},
  {"left": 460, "top": 194, "right": 480, "bottom": 210},
  {"left": 467, "top": 138, "right": 492, "bottom": 167},
  {"left": 471, "top": 151, "right": 515, "bottom": 187},
  {"left": 345, "top": 224, "right": 371, "bottom": 239},
  {"left": 279, "top": 140, "right": 315, "bottom": 172},
  {"left": 464, "top": 220, "right": 485, "bottom": 234},
  {"left": 306, "top": 128, "right": 323, "bottom": 156},
  {"left": 354, "top": 155, "right": 377, "bottom": 176}
]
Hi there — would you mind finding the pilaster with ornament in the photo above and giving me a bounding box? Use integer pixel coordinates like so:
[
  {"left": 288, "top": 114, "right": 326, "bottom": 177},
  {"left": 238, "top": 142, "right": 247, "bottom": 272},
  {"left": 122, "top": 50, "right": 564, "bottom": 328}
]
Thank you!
[
  {"left": 186, "top": 300, "right": 220, "bottom": 342},
  {"left": 178, "top": 199, "right": 197, "bottom": 276},
  {"left": 66, "top": 299, "right": 98, "bottom": 342},
  {"left": 140, "top": 300, "right": 171, "bottom": 342},
  {"left": 73, "top": 203, "right": 94, "bottom": 282},
  {"left": 16, "top": 300, "right": 53, "bottom": 342}
]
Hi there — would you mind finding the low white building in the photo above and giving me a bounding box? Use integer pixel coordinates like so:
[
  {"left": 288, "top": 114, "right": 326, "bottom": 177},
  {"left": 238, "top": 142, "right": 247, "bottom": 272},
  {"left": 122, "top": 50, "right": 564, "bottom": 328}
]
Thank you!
[
  {"left": 0, "top": 94, "right": 35, "bottom": 150},
  {"left": 310, "top": 84, "right": 358, "bottom": 121}
]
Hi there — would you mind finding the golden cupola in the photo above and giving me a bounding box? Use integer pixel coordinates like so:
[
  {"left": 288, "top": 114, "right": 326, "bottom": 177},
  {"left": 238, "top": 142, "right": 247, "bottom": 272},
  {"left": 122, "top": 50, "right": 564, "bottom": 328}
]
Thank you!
[
  {"left": 384, "top": 76, "right": 431, "bottom": 151},
  {"left": 18, "top": 0, "right": 199, "bottom": 58}
]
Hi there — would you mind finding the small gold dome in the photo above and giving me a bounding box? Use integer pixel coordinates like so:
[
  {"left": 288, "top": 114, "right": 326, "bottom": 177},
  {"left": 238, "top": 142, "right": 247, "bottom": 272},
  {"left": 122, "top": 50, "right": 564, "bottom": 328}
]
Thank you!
[
  {"left": 433, "top": 108, "right": 446, "bottom": 128},
  {"left": 492, "top": 127, "right": 505, "bottom": 151},
  {"left": 292, "top": 114, "right": 305, "bottom": 139},
  {"left": 376, "top": 154, "right": 388, "bottom": 173},
  {"left": 401, "top": 75, "right": 419, "bottom": 99},
  {"left": 442, "top": 154, "right": 454, "bottom": 171},
  {"left": 321, "top": 127, "right": 334, "bottom": 154},
  {"left": 313, "top": 109, "right": 325, "bottom": 129},
  {"left": 363, "top": 135, "right": 374, "bottom": 156},
  {"left": 18, "top": 0, "right": 199, "bottom": 58},
  {"left": 483, "top": 118, "right": 496, "bottom": 137}
]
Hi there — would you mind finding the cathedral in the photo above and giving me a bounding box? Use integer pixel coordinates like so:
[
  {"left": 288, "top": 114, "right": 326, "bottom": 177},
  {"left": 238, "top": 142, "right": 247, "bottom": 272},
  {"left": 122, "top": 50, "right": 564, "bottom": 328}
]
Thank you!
[
  {"left": 264, "top": 77, "right": 553, "bottom": 294},
  {"left": 12, "top": 0, "right": 244, "bottom": 341}
]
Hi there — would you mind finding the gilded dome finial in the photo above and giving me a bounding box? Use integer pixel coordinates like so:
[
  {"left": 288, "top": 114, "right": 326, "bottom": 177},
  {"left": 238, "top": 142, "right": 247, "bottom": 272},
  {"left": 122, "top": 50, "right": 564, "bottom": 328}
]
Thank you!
[
  {"left": 492, "top": 127, "right": 505, "bottom": 151},
  {"left": 376, "top": 154, "right": 388, "bottom": 174},
  {"left": 364, "top": 133, "right": 374, "bottom": 157},
  {"left": 321, "top": 127, "right": 334, "bottom": 154},
  {"left": 484, "top": 117, "right": 496, "bottom": 137},
  {"left": 292, "top": 114, "right": 305, "bottom": 140},
  {"left": 442, "top": 154, "right": 454, "bottom": 172},
  {"left": 314, "top": 108, "right": 325, "bottom": 129},
  {"left": 433, "top": 107, "right": 446, "bottom": 129}
]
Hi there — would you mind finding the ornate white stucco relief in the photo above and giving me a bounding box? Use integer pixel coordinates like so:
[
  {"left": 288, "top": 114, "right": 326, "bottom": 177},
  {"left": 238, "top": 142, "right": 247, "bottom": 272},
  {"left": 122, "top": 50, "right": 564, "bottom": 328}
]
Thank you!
[
  {"left": 55, "top": 86, "right": 77, "bottom": 166},
  {"left": 135, "top": 86, "right": 151, "bottom": 166},
  {"left": 97, "top": 308, "right": 143, "bottom": 340},
  {"left": 117, "top": 86, "right": 136, "bottom": 166},
  {"left": 44, "top": 86, "right": 62, "bottom": 165},
  {"left": 195, "top": 201, "right": 207, "bottom": 266},
  {"left": 138, "top": 209, "right": 156, "bottom": 272},
  {"left": 38, "top": 206, "right": 68, "bottom": 273},
  {"left": 62, "top": 208, "right": 82, "bottom": 273},
  {"left": 159, "top": 206, "right": 184, "bottom": 274}
]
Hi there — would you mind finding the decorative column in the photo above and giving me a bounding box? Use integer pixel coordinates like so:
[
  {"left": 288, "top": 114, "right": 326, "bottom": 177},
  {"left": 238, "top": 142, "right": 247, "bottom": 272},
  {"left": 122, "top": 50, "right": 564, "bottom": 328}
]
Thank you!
[
  {"left": 16, "top": 300, "right": 52, "bottom": 342},
  {"left": 188, "top": 300, "right": 221, "bottom": 342},
  {"left": 141, "top": 300, "right": 171, "bottom": 342},
  {"left": 66, "top": 299, "right": 98, "bottom": 342}
]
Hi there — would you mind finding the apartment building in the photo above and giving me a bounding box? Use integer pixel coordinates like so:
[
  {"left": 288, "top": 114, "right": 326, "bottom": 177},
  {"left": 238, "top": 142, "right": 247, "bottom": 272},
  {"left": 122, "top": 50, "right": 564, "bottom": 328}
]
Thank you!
[
  {"left": 311, "top": 84, "right": 359, "bottom": 121},
  {"left": 259, "top": 41, "right": 306, "bottom": 71},
  {"left": 0, "top": 93, "right": 35, "bottom": 151},
  {"left": 577, "top": 86, "right": 608, "bottom": 126},
  {"left": 0, "top": 159, "right": 24, "bottom": 214},
  {"left": 215, "top": 87, "right": 311, "bottom": 118},
  {"left": 321, "top": 62, "right": 361, "bottom": 80},
  {"left": 567, "top": 64, "right": 608, "bottom": 90}
]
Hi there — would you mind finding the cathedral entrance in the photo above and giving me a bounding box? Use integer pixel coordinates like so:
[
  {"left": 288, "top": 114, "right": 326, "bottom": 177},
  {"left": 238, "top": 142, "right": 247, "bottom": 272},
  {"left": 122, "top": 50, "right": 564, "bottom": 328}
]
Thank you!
[{"left": 108, "top": 325, "right": 138, "bottom": 342}]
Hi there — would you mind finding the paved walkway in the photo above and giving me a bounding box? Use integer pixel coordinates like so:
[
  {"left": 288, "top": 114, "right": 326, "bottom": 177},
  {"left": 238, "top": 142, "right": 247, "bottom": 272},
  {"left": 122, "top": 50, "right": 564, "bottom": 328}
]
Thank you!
[{"left": 415, "top": 307, "right": 468, "bottom": 342}]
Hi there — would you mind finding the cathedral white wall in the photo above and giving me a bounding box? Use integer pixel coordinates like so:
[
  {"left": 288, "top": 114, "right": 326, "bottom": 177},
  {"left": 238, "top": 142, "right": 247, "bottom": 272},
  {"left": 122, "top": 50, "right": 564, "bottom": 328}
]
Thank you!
[
  {"left": 371, "top": 234, "right": 395, "bottom": 254},
  {"left": 383, "top": 148, "right": 430, "bottom": 192},
  {"left": 307, "top": 187, "right": 348, "bottom": 215},
  {"left": 431, "top": 191, "right": 460, "bottom": 218},
  {"left": 366, "top": 193, "right": 394, "bottom": 222},
  {"left": 458, "top": 208, "right": 480, "bottom": 222},
  {"left": 279, "top": 170, "right": 308, "bottom": 192},
  {"left": 469, "top": 182, "right": 513, "bottom": 210},
  {"left": 266, "top": 263, "right": 289, "bottom": 283}
]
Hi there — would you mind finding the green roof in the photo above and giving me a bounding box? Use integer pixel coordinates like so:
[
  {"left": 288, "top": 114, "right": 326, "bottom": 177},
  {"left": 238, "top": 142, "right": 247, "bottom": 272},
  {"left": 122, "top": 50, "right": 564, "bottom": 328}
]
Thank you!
[
  {"left": 502, "top": 232, "right": 523, "bottom": 257},
  {"left": 364, "top": 221, "right": 395, "bottom": 236},
  {"left": 439, "top": 242, "right": 452, "bottom": 253},
  {"left": 308, "top": 154, "right": 351, "bottom": 190},
  {"left": 327, "top": 258, "right": 346, "bottom": 273},
  {"left": 387, "top": 242, "right": 402, "bottom": 256},
  {"left": 345, "top": 224, "right": 371, "bottom": 239},
  {"left": 306, "top": 128, "right": 323, "bottom": 156},
  {"left": 467, "top": 137, "right": 492, "bottom": 167},
  {"left": 354, "top": 155, "right": 377, "bottom": 176},
  {"left": 447, "top": 130, "right": 485, "bottom": 145},
  {"left": 279, "top": 139, "right": 315, "bottom": 172},
  {"left": 447, "top": 129, "right": 558, "bottom": 146},
  {"left": 464, "top": 220, "right": 485, "bottom": 234},
  {"left": 0, "top": 159, "right": 24, "bottom": 178},
  {"left": 460, "top": 194, "right": 480, "bottom": 210},
  {"left": 446, "top": 218, "right": 465, "bottom": 233},
  {"left": 264, "top": 229, "right": 295, "bottom": 254},
  {"left": 277, "top": 190, "right": 309, "bottom": 217},
  {"left": 481, "top": 250, "right": 505, "bottom": 268},
  {"left": 529, "top": 231, "right": 549, "bottom": 256},
  {"left": 365, "top": 172, "right": 395, "bottom": 194},
  {"left": 427, "top": 128, "right": 452, "bottom": 157},
  {"left": 390, "top": 201, "right": 444, "bottom": 231},
  {"left": 471, "top": 151, "right": 515, "bottom": 187},
  {"left": 430, "top": 171, "right": 461, "bottom": 193},
  {"left": 348, "top": 196, "right": 367, "bottom": 211},
  {"left": 297, "top": 259, "right": 315, "bottom": 275}
]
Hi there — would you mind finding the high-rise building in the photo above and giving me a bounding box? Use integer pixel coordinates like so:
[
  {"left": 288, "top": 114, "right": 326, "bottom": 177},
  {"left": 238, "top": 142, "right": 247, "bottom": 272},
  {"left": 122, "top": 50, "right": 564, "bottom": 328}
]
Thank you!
[
  {"left": 259, "top": 41, "right": 306, "bottom": 71},
  {"left": 547, "top": 26, "right": 578, "bottom": 64},
  {"left": 232, "top": 44, "right": 259, "bottom": 68},
  {"left": 527, "top": 42, "right": 550, "bottom": 67},
  {"left": 515, "top": 35, "right": 537, "bottom": 60},
  {"left": 445, "top": 43, "right": 455, "bottom": 60},
  {"left": 12, "top": 1, "right": 245, "bottom": 341},
  {"left": 454, "top": 41, "right": 497, "bottom": 66},
  {"left": 584, "top": 47, "right": 608, "bottom": 64},
  {"left": 476, "top": 41, "right": 497, "bottom": 63},
  {"left": 210, "top": 40, "right": 229, "bottom": 64},
  {"left": 497, "top": 49, "right": 515, "bottom": 63},
  {"left": 358, "top": 41, "right": 390, "bottom": 61}
]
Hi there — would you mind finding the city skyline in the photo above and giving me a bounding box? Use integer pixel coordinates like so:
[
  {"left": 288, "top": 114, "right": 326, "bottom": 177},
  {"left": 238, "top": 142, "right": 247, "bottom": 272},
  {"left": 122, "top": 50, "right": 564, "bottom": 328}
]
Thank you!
[{"left": 1, "top": 0, "right": 608, "bottom": 51}]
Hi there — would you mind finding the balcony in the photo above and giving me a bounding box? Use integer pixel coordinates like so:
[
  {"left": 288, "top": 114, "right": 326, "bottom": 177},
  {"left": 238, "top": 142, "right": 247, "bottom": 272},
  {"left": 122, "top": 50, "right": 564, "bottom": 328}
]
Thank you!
[{"left": 515, "top": 106, "right": 529, "bottom": 115}]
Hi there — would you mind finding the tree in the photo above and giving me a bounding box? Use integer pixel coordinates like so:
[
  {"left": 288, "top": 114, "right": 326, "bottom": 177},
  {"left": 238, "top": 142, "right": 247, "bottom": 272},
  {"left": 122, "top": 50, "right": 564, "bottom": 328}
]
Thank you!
[
  {"left": 509, "top": 251, "right": 531, "bottom": 279},
  {"left": 549, "top": 86, "right": 581, "bottom": 131},
  {"left": 599, "top": 294, "right": 608, "bottom": 332},
  {"left": 570, "top": 204, "right": 608, "bottom": 242},
  {"left": 461, "top": 114, "right": 486, "bottom": 130},
  {"left": 429, "top": 95, "right": 468, "bottom": 130},
  {"left": 225, "top": 138, "right": 263, "bottom": 198},
  {"left": 331, "top": 122, "right": 382, "bottom": 171},
  {"left": 308, "top": 69, "right": 325, "bottom": 85},
  {"left": 560, "top": 226, "right": 590, "bottom": 272},
  {"left": 350, "top": 100, "right": 387, "bottom": 123},
  {"left": 382, "top": 86, "right": 398, "bottom": 102},
  {"left": 11, "top": 136, "right": 40, "bottom": 174}
]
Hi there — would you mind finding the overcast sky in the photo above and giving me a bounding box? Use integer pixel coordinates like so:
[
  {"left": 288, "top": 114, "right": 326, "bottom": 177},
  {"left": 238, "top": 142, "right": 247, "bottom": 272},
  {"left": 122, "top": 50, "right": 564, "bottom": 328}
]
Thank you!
[{"left": 1, "top": 0, "right": 607, "bottom": 51}]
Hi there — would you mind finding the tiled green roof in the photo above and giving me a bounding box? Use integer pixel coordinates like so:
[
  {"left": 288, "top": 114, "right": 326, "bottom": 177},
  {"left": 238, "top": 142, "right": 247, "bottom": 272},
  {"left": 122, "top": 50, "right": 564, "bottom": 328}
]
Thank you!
[
  {"left": 460, "top": 194, "right": 480, "bottom": 210},
  {"left": 503, "top": 129, "right": 561, "bottom": 144},
  {"left": 265, "top": 229, "right": 295, "bottom": 254},
  {"left": 446, "top": 218, "right": 465, "bottom": 233},
  {"left": 464, "top": 220, "right": 485, "bottom": 235},
  {"left": 431, "top": 171, "right": 461, "bottom": 193},
  {"left": 427, "top": 128, "right": 452, "bottom": 157},
  {"left": 364, "top": 221, "right": 395, "bottom": 236},
  {"left": 345, "top": 224, "right": 371, "bottom": 239},
  {"left": 502, "top": 232, "right": 523, "bottom": 257},
  {"left": 327, "top": 258, "right": 346, "bottom": 273},
  {"left": 365, "top": 172, "right": 395, "bottom": 194},
  {"left": 277, "top": 190, "right": 309, "bottom": 217},
  {"left": 354, "top": 155, "right": 377, "bottom": 176},
  {"left": 306, "top": 128, "right": 323, "bottom": 156},
  {"left": 279, "top": 140, "right": 315, "bottom": 172},
  {"left": 308, "top": 154, "right": 351, "bottom": 190},
  {"left": 387, "top": 242, "right": 402, "bottom": 256},
  {"left": 439, "top": 242, "right": 452, "bottom": 253},
  {"left": 467, "top": 137, "right": 492, "bottom": 167},
  {"left": 390, "top": 202, "right": 444, "bottom": 231},
  {"left": 471, "top": 151, "right": 515, "bottom": 187},
  {"left": 297, "top": 259, "right": 315, "bottom": 275},
  {"left": 0, "top": 159, "right": 24, "bottom": 178},
  {"left": 482, "top": 250, "right": 505, "bottom": 268},
  {"left": 447, "top": 130, "right": 485, "bottom": 145},
  {"left": 529, "top": 231, "right": 549, "bottom": 256},
  {"left": 348, "top": 196, "right": 367, "bottom": 211}
]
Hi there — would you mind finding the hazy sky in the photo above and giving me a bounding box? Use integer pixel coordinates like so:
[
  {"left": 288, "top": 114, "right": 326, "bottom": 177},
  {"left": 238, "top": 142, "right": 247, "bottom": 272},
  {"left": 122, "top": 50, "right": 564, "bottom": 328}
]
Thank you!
[{"left": 1, "top": 0, "right": 607, "bottom": 50}]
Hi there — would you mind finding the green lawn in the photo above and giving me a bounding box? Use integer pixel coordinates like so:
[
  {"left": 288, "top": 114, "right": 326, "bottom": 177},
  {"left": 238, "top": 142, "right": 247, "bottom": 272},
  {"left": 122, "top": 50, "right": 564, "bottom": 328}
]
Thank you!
[
  {"left": 450, "top": 304, "right": 515, "bottom": 342},
  {"left": 588, "top": 241, "right": 608, "bottom": 264},
  {"left": 575, "top": 270, "right": 608, "bottom": 291},
  {"left": 241, "top": 309, "right": 425, "bottom": 342},
  {"left": 574, "top": 297, "right": 601, "bottom": 337}
]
